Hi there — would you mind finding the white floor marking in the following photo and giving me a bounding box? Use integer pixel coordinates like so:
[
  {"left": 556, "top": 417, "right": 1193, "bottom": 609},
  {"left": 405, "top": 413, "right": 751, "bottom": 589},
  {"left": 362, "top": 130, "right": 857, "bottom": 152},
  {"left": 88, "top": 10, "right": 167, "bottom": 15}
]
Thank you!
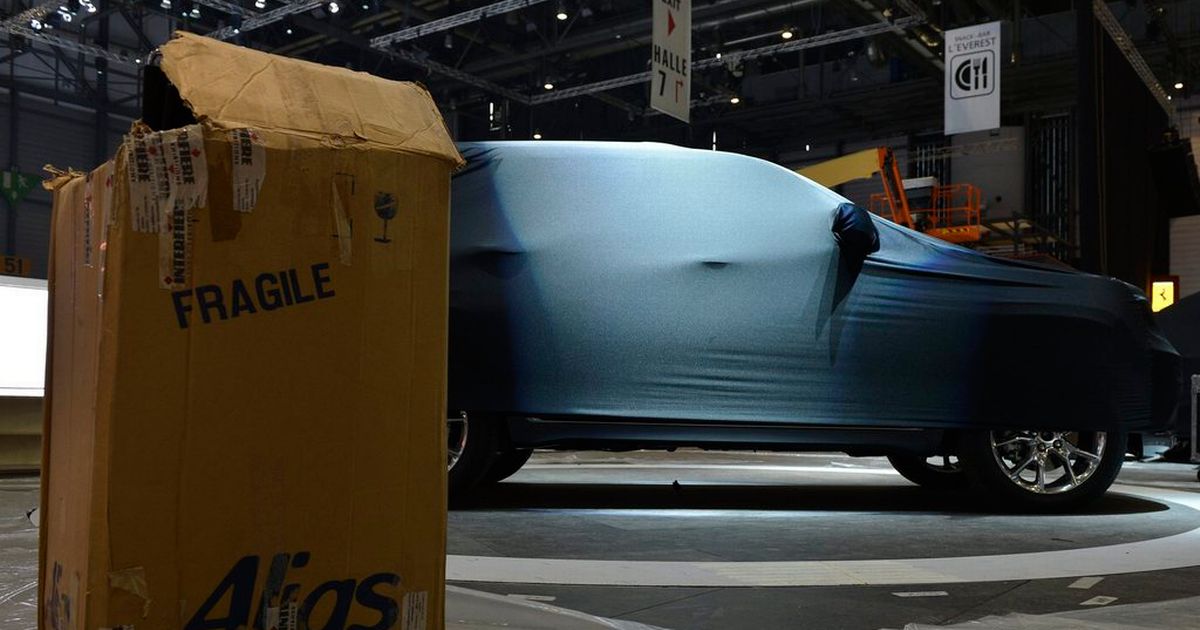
[
  {"left": 506, "top": 594, "right": 557, "bottom": 602},
  {"left": 1068, "top": 576, "right": 1104, "bottom": 590},
  {"left": 447, "top": 482, "right": 1200, "bottom": 587},
  {"left": 891, "top": 591, "right": 949, "bottom": 598},
  {"left": 1079, "top": 596, "right": 1118, "bottom": 606}
]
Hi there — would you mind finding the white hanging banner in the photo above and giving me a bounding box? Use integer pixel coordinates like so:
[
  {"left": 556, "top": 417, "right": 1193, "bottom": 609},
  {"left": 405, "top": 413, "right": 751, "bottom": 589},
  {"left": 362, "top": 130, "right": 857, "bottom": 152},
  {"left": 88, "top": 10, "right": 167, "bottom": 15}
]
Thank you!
[
  {"left": 651, "top": 0, "right": 691, "bottom": 123},
  {"left": 944, "top": 21, "right": 1001, "bottom": 135}
]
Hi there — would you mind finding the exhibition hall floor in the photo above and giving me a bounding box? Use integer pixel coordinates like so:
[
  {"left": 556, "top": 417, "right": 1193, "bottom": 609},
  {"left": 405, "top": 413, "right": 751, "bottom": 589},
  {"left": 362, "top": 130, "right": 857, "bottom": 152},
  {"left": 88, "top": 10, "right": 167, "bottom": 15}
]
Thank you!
[
  {"left": 3, "top": 452, "right": 1200, "bottom": 629},
  {"left": 446, "top": 451, "right": 1200, "bottom": 629}
]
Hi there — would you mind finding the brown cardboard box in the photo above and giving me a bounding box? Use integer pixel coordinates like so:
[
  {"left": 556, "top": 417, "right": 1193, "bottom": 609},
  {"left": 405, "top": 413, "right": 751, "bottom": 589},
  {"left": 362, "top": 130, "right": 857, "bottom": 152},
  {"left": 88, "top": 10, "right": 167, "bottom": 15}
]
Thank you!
[{"left": 39, "top": 32, "right": 462, "bottom": 630}]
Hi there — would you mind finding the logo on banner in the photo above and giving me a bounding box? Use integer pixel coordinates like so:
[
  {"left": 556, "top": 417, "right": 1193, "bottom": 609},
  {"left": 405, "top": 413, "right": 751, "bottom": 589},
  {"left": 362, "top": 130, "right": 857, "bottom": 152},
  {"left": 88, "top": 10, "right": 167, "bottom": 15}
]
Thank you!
[
  {"left": 950, "top": 51, "right": 995, "bottom": 99},
  {"left": 943, "top": 21, "right": 1000, "bottom": 135}
]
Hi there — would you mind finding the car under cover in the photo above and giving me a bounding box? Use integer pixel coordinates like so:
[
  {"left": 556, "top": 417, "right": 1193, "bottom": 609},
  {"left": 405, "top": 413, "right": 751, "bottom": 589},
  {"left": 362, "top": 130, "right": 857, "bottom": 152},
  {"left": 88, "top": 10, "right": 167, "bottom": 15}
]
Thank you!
[{"left": 448, "top": 141, "right": 1180, "bottom": 435}]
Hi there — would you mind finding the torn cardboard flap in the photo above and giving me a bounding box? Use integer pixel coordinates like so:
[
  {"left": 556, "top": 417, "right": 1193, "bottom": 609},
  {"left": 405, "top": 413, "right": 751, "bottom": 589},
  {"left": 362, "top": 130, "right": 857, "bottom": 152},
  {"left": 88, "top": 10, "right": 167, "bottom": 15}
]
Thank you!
[{"left": 158, "top": 32, "right": 463, "bottom": 168}]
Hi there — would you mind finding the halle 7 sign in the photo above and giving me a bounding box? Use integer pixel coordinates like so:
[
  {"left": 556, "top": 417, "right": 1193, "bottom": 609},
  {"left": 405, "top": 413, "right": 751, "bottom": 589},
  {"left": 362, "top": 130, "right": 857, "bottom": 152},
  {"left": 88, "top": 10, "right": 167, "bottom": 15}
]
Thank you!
[
  {"left": 651, "top": 0, "right": 691, "bottom": 123},
  {"left": 944, "top": 21, "right": 1001, "bottom": 135}
]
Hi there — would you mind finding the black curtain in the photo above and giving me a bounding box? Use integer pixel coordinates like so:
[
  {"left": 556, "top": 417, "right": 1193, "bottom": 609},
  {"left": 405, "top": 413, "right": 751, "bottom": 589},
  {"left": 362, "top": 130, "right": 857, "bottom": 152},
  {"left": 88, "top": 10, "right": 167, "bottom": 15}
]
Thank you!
[{"left": 1077, "top": 5, "right": 1171, "bottom": 289}]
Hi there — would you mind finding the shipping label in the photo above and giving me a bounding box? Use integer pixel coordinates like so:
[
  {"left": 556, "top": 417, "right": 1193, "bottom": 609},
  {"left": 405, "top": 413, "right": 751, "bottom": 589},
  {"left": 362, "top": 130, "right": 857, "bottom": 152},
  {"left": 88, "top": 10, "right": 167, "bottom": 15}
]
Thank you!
[
  {"left": 230, "top": 128, "right": 266, "bottom": 213},
  {"left": 401, "top": 591, "right": 428, "bottom": 630}
]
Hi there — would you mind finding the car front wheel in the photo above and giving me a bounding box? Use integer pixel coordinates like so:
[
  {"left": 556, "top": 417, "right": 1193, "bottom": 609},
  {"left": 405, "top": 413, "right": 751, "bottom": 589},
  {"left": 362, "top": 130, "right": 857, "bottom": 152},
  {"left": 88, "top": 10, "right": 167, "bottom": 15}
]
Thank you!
[
  {"left": 959, "top": 428, "right": 1126, "bottom": 511},
  {"left": 447, "top": 411, "right": 499, "bottom": 497},
  {"left": 484, "top": 448, "right": 533, "bottom": 483}
]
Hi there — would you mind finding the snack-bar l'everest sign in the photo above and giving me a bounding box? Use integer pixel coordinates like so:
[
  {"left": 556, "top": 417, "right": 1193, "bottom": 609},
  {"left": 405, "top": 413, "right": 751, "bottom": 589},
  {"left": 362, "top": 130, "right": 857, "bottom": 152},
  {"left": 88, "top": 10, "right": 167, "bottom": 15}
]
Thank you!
[
  {"left": 651, "top": 0, "right": 691, "bottom": 122},
  {"left": 944, "top": 21, "right": 1001, "bottom": 135}
]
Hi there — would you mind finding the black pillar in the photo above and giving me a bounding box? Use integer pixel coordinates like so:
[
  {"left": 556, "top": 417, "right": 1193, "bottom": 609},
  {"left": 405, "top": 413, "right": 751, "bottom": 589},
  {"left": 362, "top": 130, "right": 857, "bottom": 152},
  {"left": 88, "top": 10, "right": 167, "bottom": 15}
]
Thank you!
[{"left": 1075, "top": 2, "right": 1103, "bottom": 274}]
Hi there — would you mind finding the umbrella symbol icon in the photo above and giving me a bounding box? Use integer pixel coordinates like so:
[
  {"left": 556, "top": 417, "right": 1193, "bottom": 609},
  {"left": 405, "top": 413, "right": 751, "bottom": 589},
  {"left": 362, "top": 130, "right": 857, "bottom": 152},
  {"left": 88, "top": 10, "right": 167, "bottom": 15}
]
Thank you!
[{"left": 374, "top": 192, "right": 397, "bottom": 243}]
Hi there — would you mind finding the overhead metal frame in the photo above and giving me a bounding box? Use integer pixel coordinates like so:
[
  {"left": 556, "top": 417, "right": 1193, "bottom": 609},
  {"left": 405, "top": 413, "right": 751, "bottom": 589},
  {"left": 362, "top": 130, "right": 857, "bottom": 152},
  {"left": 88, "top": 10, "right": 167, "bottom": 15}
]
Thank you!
[
  {"left": 209, "top": 1, "right": 326, "bottom": 39},
  {"left": 530, "top": 14, "right": 926, "bottom": 105},
  {"left": 1091, "top": 0, "right": 1175, "bottom": 117},
  {"left": 370, "top": 0, "right": 550, "bottom": 47},
  {"left": 0, "top": 0, "right": 58, "bottom": 28},
  {"left": 3, "top": 22, "right": 140, "bottom": 66}
]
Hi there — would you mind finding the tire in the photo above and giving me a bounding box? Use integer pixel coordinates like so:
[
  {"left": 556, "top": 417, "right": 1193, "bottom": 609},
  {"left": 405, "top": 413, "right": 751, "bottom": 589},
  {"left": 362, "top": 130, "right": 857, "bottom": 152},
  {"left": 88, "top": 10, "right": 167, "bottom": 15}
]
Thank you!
[
  {"left": 483, "top": 448, "right": 534, "bottom": 484},
  {"left": 959, "top": 428, "right": 1126, "bottom": 512},
  {"left": 447, "top": 411, "right": 500, "bottom": 498},
  {"left": 887, "top": 454, "right": 969, "bottom": 491}
]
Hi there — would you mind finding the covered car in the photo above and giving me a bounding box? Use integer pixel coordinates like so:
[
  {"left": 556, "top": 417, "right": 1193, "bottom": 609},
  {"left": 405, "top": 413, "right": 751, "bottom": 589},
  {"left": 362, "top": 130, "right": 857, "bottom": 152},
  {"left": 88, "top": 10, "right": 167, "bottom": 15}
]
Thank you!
[{"left": 446, "top": 141, "right": 1181, "bottom": 509}]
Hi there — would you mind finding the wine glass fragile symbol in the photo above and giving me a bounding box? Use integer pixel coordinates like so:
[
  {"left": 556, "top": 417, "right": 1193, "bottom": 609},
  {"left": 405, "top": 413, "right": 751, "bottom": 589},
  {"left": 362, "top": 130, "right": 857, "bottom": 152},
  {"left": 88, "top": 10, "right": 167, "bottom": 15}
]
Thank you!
[{"left": 375, "top": 193, "right": 397, "bottom": 243}]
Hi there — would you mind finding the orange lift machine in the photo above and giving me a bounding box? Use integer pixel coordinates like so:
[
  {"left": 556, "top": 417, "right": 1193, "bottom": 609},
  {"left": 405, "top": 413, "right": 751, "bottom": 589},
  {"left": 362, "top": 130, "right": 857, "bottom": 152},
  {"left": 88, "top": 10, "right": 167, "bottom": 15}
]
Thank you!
[{"left": 796, "top": 147, "right": 984, "bottom": 245}]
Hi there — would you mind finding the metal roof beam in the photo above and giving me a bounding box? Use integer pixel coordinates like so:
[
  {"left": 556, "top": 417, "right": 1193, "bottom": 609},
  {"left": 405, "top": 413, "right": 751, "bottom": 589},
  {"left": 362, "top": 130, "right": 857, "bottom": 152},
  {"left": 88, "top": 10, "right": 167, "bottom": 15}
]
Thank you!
[
  {"left": 2, "top": 23, "right": 139, "bottom": 66},
  {"left": 529, "top": 14, "right": 926, "bottom": 105},
  {"left": 209, "top": 1, "right": 325, "bottom": 40},
  {"left": 1092, "top": 0, "right": 1174, "bottom": 116},
  {"left": 370, "top": 0, "right": 551, "bottom": 47}
]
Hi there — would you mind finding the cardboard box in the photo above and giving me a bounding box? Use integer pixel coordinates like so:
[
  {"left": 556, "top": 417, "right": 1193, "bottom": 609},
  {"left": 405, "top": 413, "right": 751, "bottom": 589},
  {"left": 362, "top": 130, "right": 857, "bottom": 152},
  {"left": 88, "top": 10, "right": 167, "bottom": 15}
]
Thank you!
[{"left": 40, "top": 32, "right": 462, "bottom": 630}]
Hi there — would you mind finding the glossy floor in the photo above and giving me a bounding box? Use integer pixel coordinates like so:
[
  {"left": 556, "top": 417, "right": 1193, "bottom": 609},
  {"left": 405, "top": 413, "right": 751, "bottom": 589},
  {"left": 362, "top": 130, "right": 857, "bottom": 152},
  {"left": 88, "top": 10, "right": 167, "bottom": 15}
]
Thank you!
[{"left": 448, "top": 450, "right": 1200, "bottom": 629}]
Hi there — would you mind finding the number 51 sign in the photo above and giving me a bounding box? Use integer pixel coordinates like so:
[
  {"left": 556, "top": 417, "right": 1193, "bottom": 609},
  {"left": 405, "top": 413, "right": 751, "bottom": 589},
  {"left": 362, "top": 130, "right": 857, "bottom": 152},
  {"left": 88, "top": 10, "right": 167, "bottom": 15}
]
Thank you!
[
  {"left": 651, "top": 0, "right": 691, "bottom": 123},
  {"left": 2, "top": 255, "right": 31, "bottom": 277}
]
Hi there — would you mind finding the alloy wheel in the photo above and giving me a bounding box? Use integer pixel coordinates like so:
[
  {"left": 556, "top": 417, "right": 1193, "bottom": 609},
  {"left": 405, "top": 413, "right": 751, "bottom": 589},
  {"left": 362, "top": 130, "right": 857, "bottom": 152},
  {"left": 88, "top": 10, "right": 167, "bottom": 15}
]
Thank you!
[
  {"left": 447, "top": 411, "right": 469, "bottom": 471},
  {"left": 989, "top": 430, "right": 1106, "bottom": 494}
]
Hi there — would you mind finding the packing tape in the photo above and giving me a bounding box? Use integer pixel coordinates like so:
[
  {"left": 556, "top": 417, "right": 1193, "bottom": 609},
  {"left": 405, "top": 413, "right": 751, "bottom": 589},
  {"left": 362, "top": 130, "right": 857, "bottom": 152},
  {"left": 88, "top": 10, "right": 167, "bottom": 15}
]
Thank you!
[
  {"left": 108, "top": 566, "right": 152, "bottom": 618},
  {"left": 331, "top": 177, "right": 354, "bottom": 266},
  {"left": 230, "top": 128, "right": 266, "bottom": 214}
]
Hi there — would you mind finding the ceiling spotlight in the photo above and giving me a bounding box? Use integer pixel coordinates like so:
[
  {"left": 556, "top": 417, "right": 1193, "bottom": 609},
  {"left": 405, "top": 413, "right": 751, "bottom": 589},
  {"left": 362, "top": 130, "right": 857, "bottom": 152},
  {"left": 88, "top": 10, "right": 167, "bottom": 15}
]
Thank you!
[
  {"left": 160, "top": 0, "right": 171, "bottom": 8},
  {"left": 556, "top": 2, "right": 568, "bottom": 20},
  {"left": 83, "top": 0, "right": 96, "bottom": 14},
  {"left": 362, "top": 2, "right": 369, "bottom": 9},
  {"left": 729, "top": 96, "right": 740, "bottom": 104},
  {"left": 190, "top": 7, "right": 200, "bottom": 17},
  {"left": 285, "top": 27, "right": 293, "bottom": 34},
  {"left": 715, "top": 51, "right": 722, "bottom": 60},
  {"left": 543, "top": 82, "right": 554, "bottom": 90},
  {"left": 58, "top": 9, "right": 73, "bottom": 23},
  {"left": 30, "top": 18, "right": 43, "bottom": 29},
  {"left": 255, "top": 0, "right": 266, "bottom": 7},
  {"left": 533, "top": 131, "right": 543, "bottom": 140},
  {"left": 328, "top": 1, "right": 340, "bottom": 13},
  {"left": 805, "top": 143, "right": 811, "bottom": 151},
  {"left": 1175, "top": 81, "right": 1184, "bottom": 90},
  {"left": 781, "top": 29, "right": 794, "bottom": 40}
]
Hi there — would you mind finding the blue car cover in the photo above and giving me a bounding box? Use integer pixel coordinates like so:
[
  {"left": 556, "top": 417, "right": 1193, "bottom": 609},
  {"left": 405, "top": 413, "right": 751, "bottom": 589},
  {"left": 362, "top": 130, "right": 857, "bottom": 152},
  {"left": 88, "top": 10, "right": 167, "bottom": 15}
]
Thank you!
[{"left": 449, "top": 141, "right": 1180, "bottom": 433}]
